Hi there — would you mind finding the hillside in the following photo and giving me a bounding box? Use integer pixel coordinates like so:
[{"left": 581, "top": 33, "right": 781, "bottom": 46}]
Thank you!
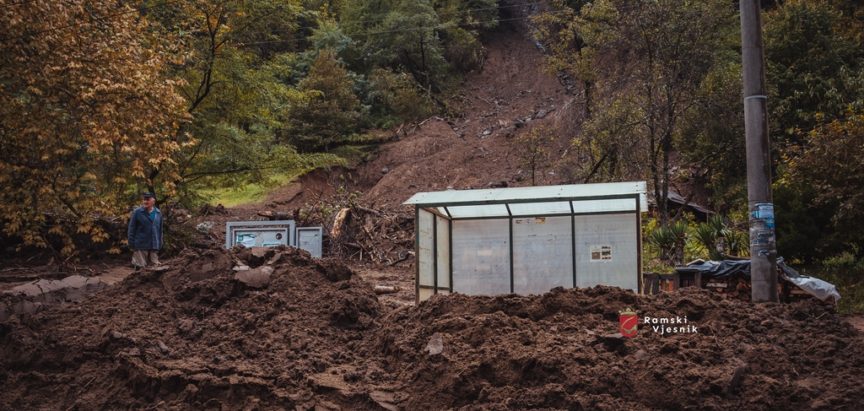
[
  {"left": 356, "top": 29, "right": 576, "bottom": 209},
  {"left": 246, "top": 26, "right": 579, "bottom": 215}
]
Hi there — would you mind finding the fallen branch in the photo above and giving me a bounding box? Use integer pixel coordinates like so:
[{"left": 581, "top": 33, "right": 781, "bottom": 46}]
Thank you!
[
  {"left": 388, "top": 253, "right": 410, "bottom": 266},
  {"left": 374, "top": 285, "right": 400, "bottom": 295},
  {"left": 354, "top": 205, "right": 382, "bottom": 216}
]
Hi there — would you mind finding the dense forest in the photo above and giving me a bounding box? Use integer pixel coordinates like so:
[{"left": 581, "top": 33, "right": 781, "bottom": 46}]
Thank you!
[
  {"left": 1, "top": 0, "right": 501, "bottom": 252},
  {"left": 2, "top": 0, "right": 863, "bottom": 278}
]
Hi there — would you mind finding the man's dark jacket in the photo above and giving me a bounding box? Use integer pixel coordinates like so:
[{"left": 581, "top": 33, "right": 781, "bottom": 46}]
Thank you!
[{"left": 127, "top": 207, "right": 163, "bottom": 250}]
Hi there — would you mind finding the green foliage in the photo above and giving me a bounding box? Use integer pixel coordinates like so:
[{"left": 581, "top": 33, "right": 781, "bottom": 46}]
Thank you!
[
  {"left": 517, "top": 127, "right": 555, "bottom": 186},
  {"left": 818, "top": 249, "right": 864, "bottom": 313},
  {"left": 537, "top": 0, "right": 735, "bottom": 223},
  {"left": 202, "top": 152, "right": 344, "bottom": 207},
  {"left": 436, "top": 0, "right": 498, "bottom": 71},
  {"left": 160, "top": 0, "right": 503, "bottom": 209},
  {"left": 647, "top": 220, "right": 687, "bottom": 265},
  {"left": 3, "top": 0, "right": 507, "bottom": 254},
  {"left": 540, "top": 0, "right": 864, "bottom": 264},
  {"left": 367, "top": 68, "right": 435, "bottom": 127},
  {"left": 678, "top": 61, "right": 747, "bottom": 210},
  {"left": 340, "top": 0, "right": 497, "bottom": 92},
  {"left": 722, "top": 228, "right": 749, "bottom": 257},
  {"left": 689, "top": 215, "right": 749, "bottom": 260},
  {"left": 377, "top": 0, "right": 448, "bottom": 89},
  {"left": 688, "top": 0, "right": 864, "bottom": 265},
  {"left": 691, "top": 222, "right": 722, "bottom": 261},
  {"left": 822, "top": 250, "right": 864, "bottom": 272},
  {"left": 764, "top": 0, "right": 864, "bottom": 144},
  {"left": 645, "top": 213, "right": 749, "bottom": 273},
  {"left": 288, "top": 49, "right": 363, "bottom": 151},
  {"left": 764, "top": 1, "right": 864, "bottom": 262}
]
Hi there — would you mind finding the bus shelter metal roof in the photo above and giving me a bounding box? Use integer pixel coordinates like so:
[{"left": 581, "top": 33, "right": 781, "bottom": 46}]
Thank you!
[{"left": 404, "top": 181, "right": 648, "bottom": 220}]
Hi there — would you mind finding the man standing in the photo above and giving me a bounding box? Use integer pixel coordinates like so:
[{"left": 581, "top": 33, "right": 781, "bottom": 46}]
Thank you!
[{"left": 127, "top": 192, "right": 165, "bottom": 270}]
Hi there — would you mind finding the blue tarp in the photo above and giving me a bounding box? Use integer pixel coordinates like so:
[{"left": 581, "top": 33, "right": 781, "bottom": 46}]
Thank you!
[{"left": 674, "top": 258, "right": 841, "bottom": 302}]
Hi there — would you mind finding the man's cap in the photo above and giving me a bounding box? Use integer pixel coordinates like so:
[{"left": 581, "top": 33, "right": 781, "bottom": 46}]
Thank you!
[{"left": 141, "top": 192, "right": 156, "bottom": 199}]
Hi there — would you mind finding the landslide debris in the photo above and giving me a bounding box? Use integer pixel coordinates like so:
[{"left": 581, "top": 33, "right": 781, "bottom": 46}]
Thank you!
[
  {"left": 2, "top": 257, "right": 864, "bottom": 410},
  {"left": 366, "top": 287, "right": 864, "bottom": 410},
  {"left": 0, "top": 246, "right": 382, "bottom": 410}
]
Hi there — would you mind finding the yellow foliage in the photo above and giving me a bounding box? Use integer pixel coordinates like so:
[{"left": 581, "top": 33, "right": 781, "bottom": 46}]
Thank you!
[{"left": 0, "top": 0, "right": 188, "bottom": 255}]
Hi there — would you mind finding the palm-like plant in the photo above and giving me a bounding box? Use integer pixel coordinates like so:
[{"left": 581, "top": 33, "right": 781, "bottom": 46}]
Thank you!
[
  {"left": 722, "top": 228, "right": 749, "bottom": 257},
  {"left": 648, "top": 225, "right": 676, "bottom": 263},
  {"left": 692, "top": 223, "right": 722, "bottom": 260},
  {"left": 670, "top": 220, "right": 688, "bottom": 265},
  {"left": 692, "top": 215, "right": 725, "bottom": 260},
  {"left": 649, "top": 220, "right": 689, "bottom": 265}
]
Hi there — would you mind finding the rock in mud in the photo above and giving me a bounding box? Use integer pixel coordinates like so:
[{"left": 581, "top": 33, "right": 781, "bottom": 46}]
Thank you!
[
  {"left": 234, "top": 266, "right": 273, "bottom": 288},
  {"left": 244, "top": 247, "right": 275, "bottom": 267},
  {"left": 425, "top": 333, "right": 444, "bottom": 356},
  {"left": 317, "top": 260, "right": 353, "bottom": 282}
]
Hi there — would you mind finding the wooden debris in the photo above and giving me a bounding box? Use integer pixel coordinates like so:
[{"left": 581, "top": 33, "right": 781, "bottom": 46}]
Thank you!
[
  {"left": 328, "top": 206, "right": 413, "bottom": 265},
  {"left": 256, "top": 210, "right": 291, "bottom": 220},
  {"left": 330, "top": 208, "right": 350, "bottom": 239},
  {"left": 373, "top": 285, "right": 400, "bottom": 295}
]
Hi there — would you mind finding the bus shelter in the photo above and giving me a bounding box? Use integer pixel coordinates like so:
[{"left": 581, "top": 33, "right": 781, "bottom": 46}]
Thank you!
[{"left": 403, "top": 182, "right": 648, "bottom": 302}]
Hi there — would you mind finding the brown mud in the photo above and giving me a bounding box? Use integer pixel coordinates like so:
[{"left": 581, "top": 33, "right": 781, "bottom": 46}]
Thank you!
[
  {"left": 0, "top": 247, "right": 383, "bottom": 410},
  {"left": 2, "top": 247, "right": 863, "bottom": 410},
  {"left": 375, "top": 288, "right": 864, "bottom": 410}
]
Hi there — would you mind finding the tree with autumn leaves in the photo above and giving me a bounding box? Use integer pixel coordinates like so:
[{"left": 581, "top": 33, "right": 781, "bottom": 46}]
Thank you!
[
  {"left": 0, "top": 0, "right": 189, "bottom": 254},
  {"left": 0, "top": 0, "right": 502, "bottom": 256}
]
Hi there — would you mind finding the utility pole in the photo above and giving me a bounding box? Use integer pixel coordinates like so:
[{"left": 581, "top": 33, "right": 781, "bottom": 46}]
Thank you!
[{"left": 740, "top": 0, "right": 778, "bottom": 302}]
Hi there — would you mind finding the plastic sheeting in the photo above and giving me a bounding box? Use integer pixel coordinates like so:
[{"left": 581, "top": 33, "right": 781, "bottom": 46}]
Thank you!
[
  {"left": 451, "top": 219, "right": 511, "bottom": 295},
  {"left": 674, "top": 258, "right": 841, "bottom": 302},
  {"left": 675, "top": 260, "right": 751, "bottom": 279},
  {"left": 778, "top": 260, "right": 841, "bottom": 302},
  {"left": 512, "top": 216, "right": 573, "bottom": 294},
  {"left": 417, "top": 209, "right": 434, "bottom": 288},
  {"left": 573, "top": 214, "right": 639, "bottom": 291}
]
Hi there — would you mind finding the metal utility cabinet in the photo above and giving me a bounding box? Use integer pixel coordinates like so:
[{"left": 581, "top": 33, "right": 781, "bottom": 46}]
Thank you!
[
  {"left": 404, "top": 182, "right": 648, "bottom": 302},
  {"left": 297, "top": 227, "right": 324, "bottom": 258},
  {"left": 225, "top": 220, "right": 323, "bottom": 258},
  {"left": 225, "top": 220, "right": 295, "bottom": 249}
]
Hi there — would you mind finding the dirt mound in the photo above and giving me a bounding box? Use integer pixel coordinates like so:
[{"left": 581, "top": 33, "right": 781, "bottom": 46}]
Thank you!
[
  {"left": 366, "top": 287, "right": 864, "bottom": 410},
  {"left": 0, "top": 246, "right": 383, "bottom": 410},
  {"left": 3, "top": 268, "right": 864, "bottom": 410}
]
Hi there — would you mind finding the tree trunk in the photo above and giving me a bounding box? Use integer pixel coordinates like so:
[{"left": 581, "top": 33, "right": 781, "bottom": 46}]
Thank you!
[
  {"left": 583, "top": 80, "right": 593, "bottom": 119},
  {"left": 660, "top": 131, "right": 672, "bottom": 225}
]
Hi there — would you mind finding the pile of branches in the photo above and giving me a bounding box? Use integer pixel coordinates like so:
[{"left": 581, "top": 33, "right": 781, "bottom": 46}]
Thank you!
[{"left": 328, "top": 206, "right": 414, "bottom": 265}]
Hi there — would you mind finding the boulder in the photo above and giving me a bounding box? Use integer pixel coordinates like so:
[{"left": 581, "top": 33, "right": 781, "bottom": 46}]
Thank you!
[
  {"left": 234, "top": 266, "right": 273, "bottom": 288},
  {"left": 247, "top": 247, "right": 275, "bottom": 267}
]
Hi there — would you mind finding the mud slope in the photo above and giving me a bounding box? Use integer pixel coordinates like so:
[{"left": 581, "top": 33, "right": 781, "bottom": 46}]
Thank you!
[
  {"left": 358, "top": 29, "right": 573, "bottom": 208},
  {"left": 357, "top": 27, "right": 581, "bottom": 210},
  {"left": 220, "top": 25, "right": 582, "bottom": 215}
]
